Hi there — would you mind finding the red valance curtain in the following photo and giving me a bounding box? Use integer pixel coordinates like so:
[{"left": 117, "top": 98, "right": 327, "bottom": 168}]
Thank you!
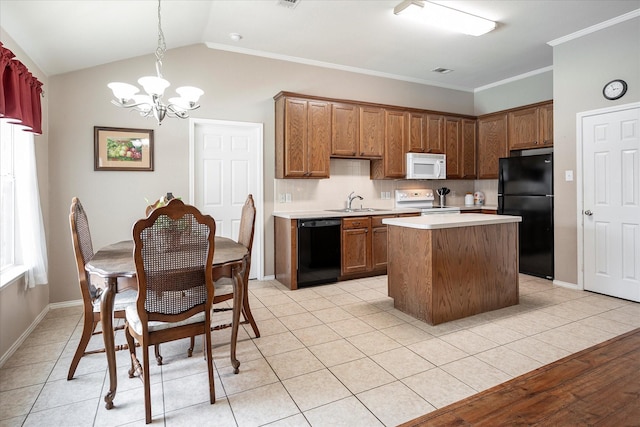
[{"left": 0, "top": 41, "right": 43, "bottom": 135}]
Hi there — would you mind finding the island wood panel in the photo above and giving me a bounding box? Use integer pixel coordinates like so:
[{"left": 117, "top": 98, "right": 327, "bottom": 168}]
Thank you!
[
  {"left": 274, "top": 217, "right": 297, "bottom": 289},
  {"left": 387, "top": 222, "right": 518, "bottom": 325},
  {"left": 400, "top": 328, "right": 640, "bottom": 427}
]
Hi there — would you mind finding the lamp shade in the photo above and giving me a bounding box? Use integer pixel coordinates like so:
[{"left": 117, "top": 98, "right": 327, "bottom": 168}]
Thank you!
[
  {"left": 108, "top": 82, "right": 139, "bottom": 101},
  {"left": 138, "top": 76, "right": 170, "bottom": 97},
  {"left": 176, "top": 86, "right": 204, "bottom": 103}
]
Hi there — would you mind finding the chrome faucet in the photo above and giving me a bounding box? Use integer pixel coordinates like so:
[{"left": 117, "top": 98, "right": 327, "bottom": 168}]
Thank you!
[{"left": 347, "top": 191, "right": 364, "bottom": 211}]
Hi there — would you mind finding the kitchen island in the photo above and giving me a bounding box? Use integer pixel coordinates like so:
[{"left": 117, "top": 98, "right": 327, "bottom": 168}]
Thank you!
[{"left": 382, "top": 213, "right": 521, "bottom": 325}]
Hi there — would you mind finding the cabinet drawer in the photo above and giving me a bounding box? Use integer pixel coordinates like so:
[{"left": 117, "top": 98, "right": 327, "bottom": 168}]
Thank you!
[
  {"left": 343, "top": 217, "right": 371, "bottom": 229},
  {"left": 371, "top": 215, "right": 394, "bottom": 228}
]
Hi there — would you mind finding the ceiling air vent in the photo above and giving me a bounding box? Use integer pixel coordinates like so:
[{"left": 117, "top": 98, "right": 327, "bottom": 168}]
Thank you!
[
  {"left": 277, "top": 0, "right": 301, "bottom": 9},
  {"left": 432, "top": 67, "right": 454, "bottom": 74}
]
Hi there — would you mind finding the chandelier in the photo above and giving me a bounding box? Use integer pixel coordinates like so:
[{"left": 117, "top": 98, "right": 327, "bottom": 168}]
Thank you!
[{"left": 107, "top": 0, "right": 203, "bottom": 124}]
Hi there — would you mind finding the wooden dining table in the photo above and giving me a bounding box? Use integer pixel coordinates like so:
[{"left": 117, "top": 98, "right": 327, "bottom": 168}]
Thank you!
[{"left": 85, "top": 236, "right": 248, "bottom": 410}]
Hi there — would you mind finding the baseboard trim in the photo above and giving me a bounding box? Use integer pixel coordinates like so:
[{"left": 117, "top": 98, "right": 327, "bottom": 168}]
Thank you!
[
  {"left": 553, "top": 279, "right": 579, "bottom": 290},
  {"left": 0, "top": 305, "right": 49, "bottom": 368}
]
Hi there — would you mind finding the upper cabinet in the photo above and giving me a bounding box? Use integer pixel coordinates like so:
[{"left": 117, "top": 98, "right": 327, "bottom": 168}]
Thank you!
[
  {"left": 275, "top": 94, "right": 331, "bottom": 178},
  {"left": 371, "top": 109, "right": 407, "bottom": 179},
  {"left": 358, "top": 106, "right": 385, "bottom": 158},
  {"left": 426, "top": 114, "right": 446, "bottom": 154},
  {"left": 477, "top": 113, "right": 508, "bottom": 179},
  {"left": 507, "top": 101, "right": 554, "bottom": 151},
  {"left": 331, "top": 102, "right": 359, "bottom": 157},
  {"left": 445, "top": 117, "right": 477, "bottom": 179}
]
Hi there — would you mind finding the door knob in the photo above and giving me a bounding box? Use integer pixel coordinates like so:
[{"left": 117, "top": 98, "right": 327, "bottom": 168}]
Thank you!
[{"left": 584, "top": 210, "right": 593, "bottom": 216}]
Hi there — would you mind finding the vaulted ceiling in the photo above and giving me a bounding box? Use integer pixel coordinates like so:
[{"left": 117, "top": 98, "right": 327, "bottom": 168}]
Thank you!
[{"left": 2, "top": 1, "right": 638, "bottom": 91}]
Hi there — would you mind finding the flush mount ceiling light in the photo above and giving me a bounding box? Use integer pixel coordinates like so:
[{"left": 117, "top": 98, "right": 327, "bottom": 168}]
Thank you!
[
  {"left": 108, "top": 0, "right": 203, "bottom": 125},
  {"left": 394, "top": 0, "right": 496, "bottom": 37}
]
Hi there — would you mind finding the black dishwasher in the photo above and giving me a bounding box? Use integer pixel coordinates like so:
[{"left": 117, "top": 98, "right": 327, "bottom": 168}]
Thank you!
[{"left": 297, "top": 218, "right": 341, "bottom": 287}]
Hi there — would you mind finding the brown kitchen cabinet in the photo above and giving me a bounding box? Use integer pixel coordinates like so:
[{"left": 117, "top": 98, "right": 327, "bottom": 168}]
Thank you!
[
  {"left": 371, "top": 215, "right": 393, "bottom": 271},
  {"left": 371, "top": 109, "right": 407, "bottom": 179},
  {"left": 426, "top": 114, "right": 445, "bottom": 154},
  {"left": 477, "top": 113, "right": 508, "bottom": 179},
  {"left": 407, "top": 111, "right": 427, "bottom": 153},
  {"left": 275, "top": 94, "right": 331, "bottom": 178},
  {"left": 341, "top": 217, "right": 371, "bottom": 275},
  {"left": 508, "top": 101, "right": 553, "bottom": 151},
  {"left": 331, "top": 102, "right": 359, "bottom": 156},
  {"left": 359, "top": 106, "right": 385, "bottom": 158},
  {"left": 445, "top": 117, "right": 477, "bottom": 179}
]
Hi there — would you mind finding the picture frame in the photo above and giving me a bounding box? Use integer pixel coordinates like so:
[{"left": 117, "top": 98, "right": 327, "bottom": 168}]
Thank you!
[{"left": 94, "top": 126, "right": 154, "bottom": 171}]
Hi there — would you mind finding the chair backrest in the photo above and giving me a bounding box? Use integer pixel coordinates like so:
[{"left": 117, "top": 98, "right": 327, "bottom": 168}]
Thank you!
[
  {"left": 69, "top": 197, "right": 98, "bottom": 302},
  {"left": 132, "top": 198, "right": 216, "bottom": 325},
  {"left": 238, "top": 194, "right": 256, "bottom": 253}
]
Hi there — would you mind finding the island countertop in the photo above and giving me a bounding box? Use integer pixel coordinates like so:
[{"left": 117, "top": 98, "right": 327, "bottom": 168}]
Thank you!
[{"left": 382, "top": 213, "right": 521, "bottom": 230}]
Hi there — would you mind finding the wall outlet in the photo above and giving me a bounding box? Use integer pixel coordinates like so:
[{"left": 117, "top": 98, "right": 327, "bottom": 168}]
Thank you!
[
  {"left": 278, "top": 193, "right": 285, "bottom": 203},
  {"left": 385, "top": 191, "right": 391, "bottom": 199},
  {"left": 380, "top": 191, "right": 385, "bottom": 199},
  {"left": 285, "top": 193, "right": 292, "bottom": 203}
]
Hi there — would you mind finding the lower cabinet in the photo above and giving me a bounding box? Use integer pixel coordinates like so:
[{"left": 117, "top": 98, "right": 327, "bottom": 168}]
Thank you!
[
  {"left": 341, "top": 213, "right": 419, "bottom": 278},
  {"left": 341, "top": 217, "right": 371, "bottom": 275}
]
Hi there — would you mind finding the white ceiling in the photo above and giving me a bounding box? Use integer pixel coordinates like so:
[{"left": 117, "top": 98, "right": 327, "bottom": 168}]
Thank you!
[{"left": 1, "top": 0, "right": 639, "bottom": 91}]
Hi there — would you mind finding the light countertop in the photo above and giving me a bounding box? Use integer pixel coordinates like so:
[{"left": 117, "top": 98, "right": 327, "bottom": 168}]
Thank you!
[
  {"left": 382, "top": 213, "right": 521, "bottom": 230},
  {"left": 272, "top": 208, "right": 420, "bottom": 219},
  {"left": 272, "top": 204, "right": 497, "bottom": 219}
]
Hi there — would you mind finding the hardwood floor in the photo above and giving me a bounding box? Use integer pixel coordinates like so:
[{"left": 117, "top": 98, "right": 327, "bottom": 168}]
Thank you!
[{"left": 400, "top": 327, "right": 640, "bottom": 426}]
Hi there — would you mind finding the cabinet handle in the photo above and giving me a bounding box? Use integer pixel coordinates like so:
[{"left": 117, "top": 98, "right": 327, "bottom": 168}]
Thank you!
[{"left": 534, "top": 141, "right": 538, "bottom": 145}]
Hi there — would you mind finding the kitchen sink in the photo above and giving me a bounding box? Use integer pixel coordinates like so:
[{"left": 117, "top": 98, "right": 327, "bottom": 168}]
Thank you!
[{"left": 326, "top": 208, "right": 387, "bottom": 213}]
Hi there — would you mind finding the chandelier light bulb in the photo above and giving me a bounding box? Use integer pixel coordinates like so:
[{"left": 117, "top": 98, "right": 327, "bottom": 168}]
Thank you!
[
  {"left": 108, "top": 82, "right": 139, "bottom": 101},
  {"left": 176, "top": 86, "right": 204, "bottom": 103}
]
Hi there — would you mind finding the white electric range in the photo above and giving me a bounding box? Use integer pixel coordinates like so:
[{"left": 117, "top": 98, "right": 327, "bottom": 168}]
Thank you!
[{"left": 394, "top": 189, "right": 461, "bottom": 215}]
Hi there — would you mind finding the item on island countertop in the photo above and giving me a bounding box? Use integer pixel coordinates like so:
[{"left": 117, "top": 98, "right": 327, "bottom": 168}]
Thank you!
[
  {"left": 474, "top": 191, "right": 485, "bottom": 206},
  {"left": 465, "top": 193, "right": 474, "bottom": 206}
]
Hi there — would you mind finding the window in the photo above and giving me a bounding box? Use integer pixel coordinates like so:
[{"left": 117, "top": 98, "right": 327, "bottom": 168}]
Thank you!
[
  {"left": 1, "top": 121, "right": 18, "bottom": 272},
  {"left": 0, "top": 120, "right": 47, "bottom": 287}
]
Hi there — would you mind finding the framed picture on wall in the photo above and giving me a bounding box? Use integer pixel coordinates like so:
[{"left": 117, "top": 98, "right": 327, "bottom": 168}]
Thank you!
[{"left": 94, "top": 126, "right": 154, "bottom": 171}]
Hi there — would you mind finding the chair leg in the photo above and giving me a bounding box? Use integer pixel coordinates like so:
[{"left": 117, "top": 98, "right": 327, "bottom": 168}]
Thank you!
[
  {"left": 205, "top": 327, "right": 215, "bottom": 404},
  {"left": 67, "top": 317, "right": 98, "bottom": 380},
  {"left": 241, "top": 288, "right": 260, "bottom": 338},
  {"left": 154, "top": 344, "right": 163, "bottom": 365},
  {"left": 143, "top": 343, "right": 152, "bottom": 424},
  {"left": 188, "top": 336, "right": 195, "bottom": 357},
  {"left": 124, "top": 325, "right": 138, "bottom": 379}
]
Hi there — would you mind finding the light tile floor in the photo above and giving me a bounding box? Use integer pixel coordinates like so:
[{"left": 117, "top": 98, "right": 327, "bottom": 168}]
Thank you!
[{"left": 1, "top": 274, "right": 639, "bottom": 426}]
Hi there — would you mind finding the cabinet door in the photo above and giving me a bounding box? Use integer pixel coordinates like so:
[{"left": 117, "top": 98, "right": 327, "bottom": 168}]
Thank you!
[
  {"left": 342, "top": 228, "right": 369, "bottom": 275},
  {"left": 444, "top": 117, "right": 462, "bottom": 178},
  {"left": 282, "top": 98, "right": 308, "bottom": 177},
  {"left": 371, "top": 226, "right": 388, "bottom": 271},
  {"left": 332, "top": 102, "right": 359, "bottom": 156},
  {"left": 408, "top": 112, "right": 427, "bottom": 152},
  {"left": 359, "top": 106, "right": 384, "bottom": 158},
  {"left": 508, "top": 107, "right": 539, "bottom": 151},
  {"left": 461, "top": 119, "right": 477, "bottom": 179},
  {"left": 426, "top": 114, "right": 445, "bottom": 154},
  {"left": 307, "top": 101, "right": 331, "bottom": 178},
  {"left": 539, "top": 103, "right": 553, "bottom": 147},
  {"left": 477, "top": 113, "right": 508, "bottom": 179},
  {"left": 382, "top": 109, "right": 407, "bottom": 178}
]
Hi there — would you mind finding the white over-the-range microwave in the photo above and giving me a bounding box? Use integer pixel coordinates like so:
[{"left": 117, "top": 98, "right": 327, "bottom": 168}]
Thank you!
[{"left": 405, "top": 153, "right": 446, "bottom": 179}]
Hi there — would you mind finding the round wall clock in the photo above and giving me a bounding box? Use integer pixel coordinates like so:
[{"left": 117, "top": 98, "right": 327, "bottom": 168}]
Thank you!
[{"left": 603, "top": 79, "right": 627, "bottom": 100}]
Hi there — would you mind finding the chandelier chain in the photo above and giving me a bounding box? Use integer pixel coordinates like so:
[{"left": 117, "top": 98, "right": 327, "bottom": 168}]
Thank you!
[{"left": 155, "top": 0, "right": 166, "bottom": 78}]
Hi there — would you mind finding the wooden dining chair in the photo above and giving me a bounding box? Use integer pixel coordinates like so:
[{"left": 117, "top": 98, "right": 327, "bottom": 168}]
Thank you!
[
  {"left": 124, "top": 198, "right": 217, "bottom": 424},
  {"left": 67, "top": 197, "right": 140, "bottom": 380},
  {"left": 212, "top": 194, "right": 260, "bottom": 337}
]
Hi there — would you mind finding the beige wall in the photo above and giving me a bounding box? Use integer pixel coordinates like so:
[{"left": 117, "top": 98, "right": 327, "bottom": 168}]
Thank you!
[
  {"left": 474, "top": 70, "right": 554, "bottom": 115},
  {"left": 0, "top": 29, "right": 50, "bottom": 360},
  {"left": 552, "top": 16, "right": 640, "bottom": 285}
]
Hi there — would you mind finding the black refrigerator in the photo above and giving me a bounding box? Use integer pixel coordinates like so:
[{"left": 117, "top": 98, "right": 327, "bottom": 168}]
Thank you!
[{"left": 498, "top": 153, "right": 554, "bottom": 279}]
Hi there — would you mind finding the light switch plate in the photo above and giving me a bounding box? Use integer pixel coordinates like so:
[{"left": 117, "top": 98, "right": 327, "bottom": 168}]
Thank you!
[
  {"left": 285, "top": 193, "right": 292, "bottom": 203},
  {"left": 565, "top": 170, "right": 574, "bottom": 181}
]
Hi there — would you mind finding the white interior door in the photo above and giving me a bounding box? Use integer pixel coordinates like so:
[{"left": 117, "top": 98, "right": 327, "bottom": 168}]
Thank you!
[
  {"left": 190, "top": 119, "right": 263, "bottom": 280},
  {"left": 581, "top": 104, "right": 640, "bottom": 302}
]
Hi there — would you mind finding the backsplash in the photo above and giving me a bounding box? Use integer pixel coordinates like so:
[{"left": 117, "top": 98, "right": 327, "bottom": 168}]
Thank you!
[{"left": 274, "top": 159, "right": 498, "bottom": 211}]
